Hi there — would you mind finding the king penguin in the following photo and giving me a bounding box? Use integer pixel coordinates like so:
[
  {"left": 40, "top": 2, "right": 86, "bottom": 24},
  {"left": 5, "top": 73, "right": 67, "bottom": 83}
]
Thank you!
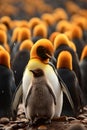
[
  {"left": 0, "top": 46, "right": 16, "bottom": 118},
  {"left": 12, "top": 38, "right": 74, "bottom": 124},
  {"left": 57, "top": 51, "right": 85, "bottom": 117}
]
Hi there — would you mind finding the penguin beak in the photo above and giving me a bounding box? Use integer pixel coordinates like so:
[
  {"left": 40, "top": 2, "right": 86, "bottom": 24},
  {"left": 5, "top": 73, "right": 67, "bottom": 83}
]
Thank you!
[
  {"left": 30, "top": 70, "right": 34, "bottom": 74},
  {"left": 46, "top": 53, "right": 57, "bottom": 63},
  {"left": 45, "top": 53, "right": 52, "bottom": 59}
]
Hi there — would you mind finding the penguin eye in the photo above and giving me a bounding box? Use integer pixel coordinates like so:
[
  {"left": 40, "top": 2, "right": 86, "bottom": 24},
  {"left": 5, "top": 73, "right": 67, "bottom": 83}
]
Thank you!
[{"left": 37, "top": 46, "right": 50, "bottom": 60}]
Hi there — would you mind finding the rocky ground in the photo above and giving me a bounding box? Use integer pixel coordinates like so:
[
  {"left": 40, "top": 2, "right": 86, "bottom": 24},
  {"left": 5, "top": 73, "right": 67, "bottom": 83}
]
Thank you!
[{"left": 0, "top": 104, "right": 87, "bottom": 130}]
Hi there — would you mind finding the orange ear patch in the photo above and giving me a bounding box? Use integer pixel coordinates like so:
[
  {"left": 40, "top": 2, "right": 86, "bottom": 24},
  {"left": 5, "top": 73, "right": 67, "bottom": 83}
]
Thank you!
[
  {"left": 54, "top": 34, "right": 70, "bottom": 50},
  {"left": 30, "top": 38, "right": 54, "bottom": 61},
  {"left": 80, "top": 45, "right": 87, "bottom": 61},
  {"left": 0, "top": 46, "right": 10, "bottom": 68},
  {"left": 57, "top": 51, "right": 72, "bottom": 70},
  {"left": 33, "top": 24, "right": 47, "bottom": 38},
  {"left": 19, "top": 39, "right": 33, "bottom": 51}
]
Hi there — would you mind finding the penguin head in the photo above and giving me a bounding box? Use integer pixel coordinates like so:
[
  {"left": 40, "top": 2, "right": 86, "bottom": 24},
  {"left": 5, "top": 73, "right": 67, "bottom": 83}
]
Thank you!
[
  {"left": 53, "top": 8, "right": 68, "bottom": 22},
  {"left": 56, "top": 20, "right": 71, "bottom": 33},
  {"left": 49, "top": 32, "right": 60, "bottom": 44},
  {"left": 0, "top": 46, "right": 10, "bottom": 68},
  {"left": 30, "top": 68, "right": 44, "bottom": 78},
  {"left": 11, "top": 27, "right": 21, "bottom": 43},
  {"left": 19, "top": 39, "right": 33, "bottom": 51},
  {"left": 57, "top": 51, "right": 72, "bottom": 70},
  {"left": 0, "top": 23, "right": 7, "bottom": 32},
  {"left": 41, "top": 13, "right": 55, "bottom": 26},
  {"left": 18, "top": 27, "right": 31, "bottom": 43},
  {"left": 54, "top": 33, "right": 70, "bottom": 50},
  {"left": 80, "top": 45, "right": 87, "bottom": 60},
  {"left": 28, "top": 17, "right": 41, "bottom": 30},
  {"left": 71, "top": 15, "right": 86, "bottom": 30},
  {"left": 65, "top": 1, "right": 80, "bottom": 14},
  {"left": 71, "top": 25, "right": 83, "bottom": 39},
  {"left": 0, "top": 16, "right": 11, "bottom": 30},
  {"left": 33, "top": 23, "right": 47, "bottom": 38},
  {"left": 30, "top": 38, "right": 54, "bottom": 63}
]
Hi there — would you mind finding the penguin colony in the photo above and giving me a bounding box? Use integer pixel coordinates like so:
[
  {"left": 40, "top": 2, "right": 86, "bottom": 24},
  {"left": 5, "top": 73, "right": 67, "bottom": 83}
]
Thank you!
[{"left": 0, "top": 0, "right": 87, "bottom": 126}]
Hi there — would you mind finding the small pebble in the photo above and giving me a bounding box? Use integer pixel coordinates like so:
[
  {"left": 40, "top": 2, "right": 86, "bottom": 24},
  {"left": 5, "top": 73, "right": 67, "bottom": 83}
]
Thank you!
[
  {"left": 67, "top": 117, "right": 76, "bottom": 121},
  {"left": 0, "top": 117, "right": 9, "bottom": 124},
  {"left": 38, "top": 125, "right": 47, "bottom": 130},
  {"left": 0, "top": 124, "right": 4, "bottom": 127},
  {"left": 77, "top": 115, "right": 85, "bottom": 120},
  {"left": 5, "top": 126, "right": 13, "bottom": 130},
  {"left": 82, "top": 119, "right": 87, "bottom": 124},
  {"left": 11, "top": 124, "right": 19, "bottom": 129}
]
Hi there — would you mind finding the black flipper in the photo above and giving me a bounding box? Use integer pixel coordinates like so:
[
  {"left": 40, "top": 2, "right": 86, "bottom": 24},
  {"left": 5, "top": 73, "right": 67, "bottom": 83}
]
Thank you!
[{"left": 11, "top": 81, "right": 23, "bottom": 120}]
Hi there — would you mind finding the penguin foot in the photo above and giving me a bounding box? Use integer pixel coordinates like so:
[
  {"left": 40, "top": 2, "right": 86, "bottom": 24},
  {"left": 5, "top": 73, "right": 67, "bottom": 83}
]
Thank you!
[{"left": 29, "top": 118, "right": 51, "bottom": 126}]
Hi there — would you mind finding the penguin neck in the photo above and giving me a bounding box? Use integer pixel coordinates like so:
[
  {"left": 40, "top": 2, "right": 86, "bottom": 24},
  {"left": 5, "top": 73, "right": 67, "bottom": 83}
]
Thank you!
[
  {"left": 30, "top": 57, "right": 49, "bottom": 64},
  {"left": 32, "top": 75, "right": 46, "bottom": 85},
  {"left": 27, "top": 59, "right": 47, "bottom": 71}
]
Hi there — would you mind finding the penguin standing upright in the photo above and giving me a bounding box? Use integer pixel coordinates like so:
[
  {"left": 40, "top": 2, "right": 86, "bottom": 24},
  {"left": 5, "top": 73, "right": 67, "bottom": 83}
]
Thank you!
[
  {"left": 25, "top": 68, "right": 56, "bottom": 124},
  {"left": 57, "top": 51, "right": 84, "bottom": 117},
  {"left": 0, "top": 46, "right": 16, "bottom": 118},
  {"left": 11, "top": 39, "right": 33, "bottom": 86},
  {"left": 12, "top": 38, "right": 74, "bottom": 124}
]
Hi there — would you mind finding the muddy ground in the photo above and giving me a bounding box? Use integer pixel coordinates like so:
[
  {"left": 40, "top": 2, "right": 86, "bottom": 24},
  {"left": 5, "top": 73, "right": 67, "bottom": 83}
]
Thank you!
[{"left": 0, "top": 104, "right": 87, "bottom": 130}]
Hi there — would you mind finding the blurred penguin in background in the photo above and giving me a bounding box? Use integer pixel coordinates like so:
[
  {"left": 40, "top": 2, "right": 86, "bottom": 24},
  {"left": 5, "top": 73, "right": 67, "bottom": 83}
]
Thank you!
[
  {"left": 57, "top": 51, "right": 85, "bottom": 117},
  {"left": 0, "top": 46, "right": 16, "bottom": 118}
]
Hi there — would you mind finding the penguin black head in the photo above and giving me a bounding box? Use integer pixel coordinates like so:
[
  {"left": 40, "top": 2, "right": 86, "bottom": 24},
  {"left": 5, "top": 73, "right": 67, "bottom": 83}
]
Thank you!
[
  {"left": 30, "top": 38, "right": 54, "bottom": 63},
  {"left": 30, "top": 68, "right": 44, "bottom": 78},
  {"left": 36, "top": 45, "right": 51, "bottom": 60}
]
